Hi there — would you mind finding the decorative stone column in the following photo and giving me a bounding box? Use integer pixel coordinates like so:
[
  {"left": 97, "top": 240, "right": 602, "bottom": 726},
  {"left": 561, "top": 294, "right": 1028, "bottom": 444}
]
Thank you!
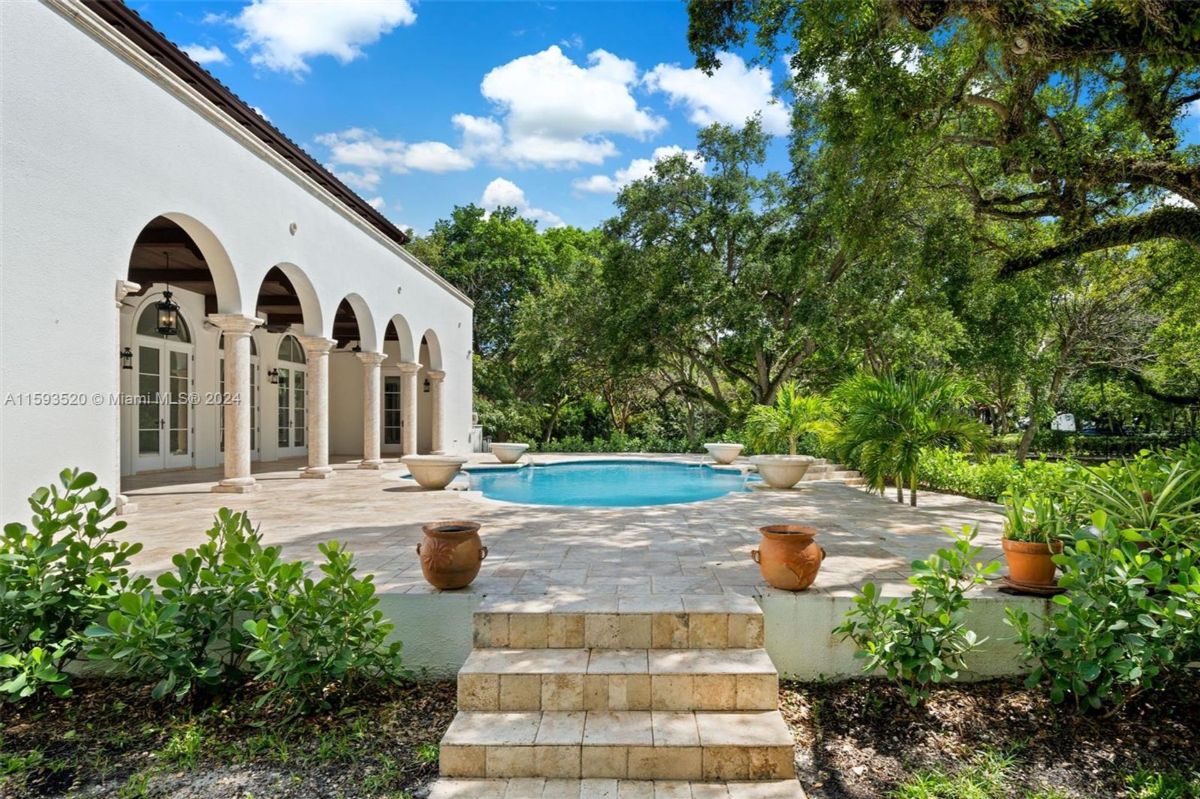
[
  {"left": 396, "top": 361, "right": 421, "bottom": 456},
  {"left": 426, "top": 369, "right": 446, "bottom": 454},
  {"left": 298, "top": 336, "right": 337, "bottom": 479},
  {"left": 115, "top": 280, "right": 141, "bottom": 514},
  {"left": 209, "top": 313, "right": 264, "bottom": 493},
  {"left": 356, "top": 351, "right": 387, "bottom": 468}
]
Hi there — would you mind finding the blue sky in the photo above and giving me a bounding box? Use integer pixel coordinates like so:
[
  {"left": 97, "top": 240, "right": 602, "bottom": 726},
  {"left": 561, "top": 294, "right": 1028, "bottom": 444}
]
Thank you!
[{"left": 133, "top": 0, "right": 796, "bottom": 235}]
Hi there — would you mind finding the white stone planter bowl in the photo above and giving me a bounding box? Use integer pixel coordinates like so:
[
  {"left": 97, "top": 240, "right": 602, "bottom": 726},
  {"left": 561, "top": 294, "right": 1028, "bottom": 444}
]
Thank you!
[
  {"left": 490, "top": 442, "right": 530, "bottom": 464},
  {"left": 750, "top": 455, "right": 814, "bottom": 489},
  {"left": 402, "top": 455, "right": 468, "bottom": 490},
  {"left": 703, "top": 442, "right": 744, "bottom": 465}
]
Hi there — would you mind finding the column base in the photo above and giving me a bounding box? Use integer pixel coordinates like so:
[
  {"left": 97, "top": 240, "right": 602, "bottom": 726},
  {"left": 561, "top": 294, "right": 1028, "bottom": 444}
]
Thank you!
[
  {"left": 115, "top": 494, "right": 139, "bottom": 515},
  {"left": 213, "top": 477, "right": 260, "bottom": 494},
  {"left": 358, "top": 459, "right": 385, "bottom": 470},
  {"left": 301, "top": 466, "right": 335, "bottom": 479}
]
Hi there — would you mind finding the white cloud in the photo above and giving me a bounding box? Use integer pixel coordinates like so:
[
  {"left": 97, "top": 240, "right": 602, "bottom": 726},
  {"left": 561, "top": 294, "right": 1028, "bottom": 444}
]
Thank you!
[
  {"left": 316, "top": 128, "right": 475, "bottom": 175},
  {"left": 481, "top": 178, "right": 564, "bottom": 227},
  {"left": 250, "top": 105, "right": 271, "bottom": 122},
  {"left": 182, "top": 44, "right": 228, "bottom": 65},
  {"left": 1161, "top": 192, "right": 1196, "bottom": 209},
  {"left": 644, "top": 52, "right": 790, "bottom": 136},
  {"left": 225, "top": 0, "right": 416, "bottom": 75},
  {"left": 366, "top": 196, "right": 386, "bottom": 210},
  {"left": 475, "top": 45, "right": 665, "bottom": 167},
  {"left": 573, "top": 145, "right": 703, "bottom": 194},
  {"left": 333, "top": 168, "right": 381, "bottom": 192}
]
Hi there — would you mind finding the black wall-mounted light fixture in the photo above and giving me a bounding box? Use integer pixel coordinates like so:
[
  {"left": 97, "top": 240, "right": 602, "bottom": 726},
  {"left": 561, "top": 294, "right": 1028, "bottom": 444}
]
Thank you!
[
  {"left": 267, "top": 368, "right": 280, "bottom": 384},
  {"left": 156, "top": 252, "right": 179, "bottom": 337},
  {"left": 423, "top": 377, "right": 431, "bottom": 393},
  {"left": 120, "top": 347, "right": 133, "bottom": 370}
]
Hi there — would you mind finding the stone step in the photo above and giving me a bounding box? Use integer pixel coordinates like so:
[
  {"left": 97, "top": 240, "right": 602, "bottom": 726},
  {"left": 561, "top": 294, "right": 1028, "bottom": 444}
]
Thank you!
[
  {"left": 458, "top": 648, "right": 779, "bottom": 711},
  {"left": 440, "top": 710, "right": 795, "bottom": 781},
  {"left": 428, "top": 777, "right": 807, "bottom": 798},
  {"left": 475, "top": 596, "right": 763, "bottom": 651}
]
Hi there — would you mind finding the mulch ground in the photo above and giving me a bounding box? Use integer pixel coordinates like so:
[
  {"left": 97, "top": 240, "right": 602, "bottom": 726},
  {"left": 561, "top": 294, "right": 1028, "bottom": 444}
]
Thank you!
[
  {"left": 2, "top": 675, "right": 1198, "bottom": 798},
  {"left": 781, "top": 674, "right": 1200, "bottom": 799}
]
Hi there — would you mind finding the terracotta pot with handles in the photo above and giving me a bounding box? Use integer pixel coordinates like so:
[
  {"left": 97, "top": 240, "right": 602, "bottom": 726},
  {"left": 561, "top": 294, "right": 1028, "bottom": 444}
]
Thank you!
[
  {"left": 751, "top": 524, "right": 825, "bottom": 591},
  {"left": 417, "top": 521, "right": 487, "bottom": 590}
]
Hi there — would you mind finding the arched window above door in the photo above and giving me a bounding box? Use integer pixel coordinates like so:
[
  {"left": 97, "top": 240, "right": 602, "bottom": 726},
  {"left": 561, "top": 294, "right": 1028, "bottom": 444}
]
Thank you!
[{"left": 278, "top": 335, "right": 306, "bottom": 364}]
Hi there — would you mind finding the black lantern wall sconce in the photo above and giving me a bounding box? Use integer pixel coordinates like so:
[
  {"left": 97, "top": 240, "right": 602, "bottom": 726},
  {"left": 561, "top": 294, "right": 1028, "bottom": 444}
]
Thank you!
[
  {"left": 156, "top": 252, "right": 180, "bottom": 337},
  {"left": 267, "top": 368, "right": 280, "bottom": 384},
  {"left": 120, "top": 347, "right": 133, "bottom": 370}
]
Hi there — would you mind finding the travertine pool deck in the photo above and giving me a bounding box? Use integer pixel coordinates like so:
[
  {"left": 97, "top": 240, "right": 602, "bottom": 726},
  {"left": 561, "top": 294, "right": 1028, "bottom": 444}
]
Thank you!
[
  {"left": 120, "top": 452, "right": 1005, "bottom": 599},
  {"left": 120, "top": 453, "right": 1037, "bottom": 678}
]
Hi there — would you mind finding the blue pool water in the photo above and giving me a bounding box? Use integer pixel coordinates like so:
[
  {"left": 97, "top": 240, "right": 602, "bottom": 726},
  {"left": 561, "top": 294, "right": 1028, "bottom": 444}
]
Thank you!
[{"left": 466, "top": 460, "right": 750, "bottom": 507}]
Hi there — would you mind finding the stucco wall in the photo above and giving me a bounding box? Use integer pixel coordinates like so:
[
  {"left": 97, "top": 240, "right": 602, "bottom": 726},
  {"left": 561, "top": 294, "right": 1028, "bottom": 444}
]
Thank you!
[{"left": 0, "top": 1, "right": 473, "bottom": 519}]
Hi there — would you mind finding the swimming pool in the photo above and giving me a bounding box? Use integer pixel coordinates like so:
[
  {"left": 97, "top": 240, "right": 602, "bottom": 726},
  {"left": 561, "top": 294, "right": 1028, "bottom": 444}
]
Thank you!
[{"left": 465, "top": 460, "right": 751, "bottom": 507}]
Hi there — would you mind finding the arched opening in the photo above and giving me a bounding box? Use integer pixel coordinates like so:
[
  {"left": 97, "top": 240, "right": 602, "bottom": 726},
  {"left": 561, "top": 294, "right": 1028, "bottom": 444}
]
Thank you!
[
  {"left": 417, "top": 331, "right": 443, "bottom": 453},
  {"left": 380, "top": 315, "right": 416, "bottom": 455},
  {"left": 253, "top": 265, "right": 321, "bottom": 462},
  {"left": 328, "top": 295, "right": 379, "bottom": 460},
  {"left": 121, "top": 215, "right": 237, "bottom": 476}
]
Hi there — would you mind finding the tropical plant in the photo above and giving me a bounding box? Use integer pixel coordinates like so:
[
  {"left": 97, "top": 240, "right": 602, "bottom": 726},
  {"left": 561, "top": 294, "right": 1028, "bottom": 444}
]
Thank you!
[
  {"left": 834, "top": 371, "right": 990, "bottom": 506},
  {"left": 0, "top": 469, "right": 146, "bottom": 700},
  {"left": 835, "top": 525, "right": 998, "bottom": 705},
  {"left": 1007, "top": 509, "right": 1200, "bottom": 710},
  {"left": 744, "top": 382, "right": 835, "bottom": 456},
  {"left": 1000, "top": 486, "right": 1079, "bottom": 545},
  {"left": 1078, "top": 450, "right": 1200, "bottom": 540}
]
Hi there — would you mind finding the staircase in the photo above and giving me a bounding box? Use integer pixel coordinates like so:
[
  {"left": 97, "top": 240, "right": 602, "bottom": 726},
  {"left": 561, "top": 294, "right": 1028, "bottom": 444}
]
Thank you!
[
  {"left": 429, "top": 594, "right": 805, "bottom": 798},
  {"left": 798, "top": 458, "right": 864, "bottom": 486}
]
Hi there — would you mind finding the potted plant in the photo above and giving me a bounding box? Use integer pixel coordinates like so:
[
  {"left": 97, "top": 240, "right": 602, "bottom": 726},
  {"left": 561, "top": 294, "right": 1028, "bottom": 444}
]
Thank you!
[
  {"left": 1000, "top": 487, "right": 1066, "bottom": 588},
  {"left": 745, "top": 382, "right": 834, "bottom": 489},
  {"left": 752, "top": 524, "right": 826, "bottom": 591}
]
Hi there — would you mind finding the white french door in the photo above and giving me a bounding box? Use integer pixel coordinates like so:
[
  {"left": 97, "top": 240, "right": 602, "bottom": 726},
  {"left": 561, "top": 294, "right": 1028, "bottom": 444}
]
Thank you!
[
  {"left": 381, "top": 374, "right": 404, "bottom": 453},
  {"left": 275, "top": 365, "right": 307, "bottom": 456},
  {"left": 135, "top": 339, "right": 194, "bottom": 471}
]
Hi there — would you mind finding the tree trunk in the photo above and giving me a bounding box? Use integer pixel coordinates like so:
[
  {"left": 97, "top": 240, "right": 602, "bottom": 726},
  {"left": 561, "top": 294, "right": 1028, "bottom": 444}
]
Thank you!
[
  {"left": 909, "top": 471, "right": 918, "bottom": 507},
  {"left": 895, "top": 478, "right": 904, "bottom": 504},
  {"left": 1015, "top": 420, "right": 1038, "bottom": 463}
]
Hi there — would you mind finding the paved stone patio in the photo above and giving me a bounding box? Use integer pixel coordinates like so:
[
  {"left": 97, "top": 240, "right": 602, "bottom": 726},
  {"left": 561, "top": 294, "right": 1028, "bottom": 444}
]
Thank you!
[{"left": 121, "top": 453, "right": 1006, "bottom": 599}]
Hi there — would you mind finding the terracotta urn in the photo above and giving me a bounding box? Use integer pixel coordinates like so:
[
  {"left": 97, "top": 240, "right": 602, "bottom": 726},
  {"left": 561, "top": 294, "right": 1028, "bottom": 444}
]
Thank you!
[
  {"left": 752, "top": 524, "right": 825, "bottom": 591},
  {"left": 490, "top": 442, "right": 529, "bottom": 464},
  {"left": 1002, "top": 538, "right": 1063, "bottom": 587},
  {"left": 402, "top": 454, "right": 468, "bottom": 490},
  {"left": 704, "top": 442, "right": 744, "bottom": 465},
  {"left": 417, "top": 521, "right": 487, "bottom": 590},
  {"left": 750, "top": 455, "right": 813, "bottom": 489}
]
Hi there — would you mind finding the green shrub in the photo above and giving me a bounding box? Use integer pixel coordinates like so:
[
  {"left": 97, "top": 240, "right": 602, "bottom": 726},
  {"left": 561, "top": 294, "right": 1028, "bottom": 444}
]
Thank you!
[
  {"left": 834, "top": 525, "right": 998, "bottom": 705},
  {"left": 917, "top": 448, "right": 1018, "bottom": 501},
  {"left": 243, "top": 540, "right": 406, "bottom": 713},
  {"left": 1006, "top": 509, "right": 1200, "bottom": 710},
  {"left": 0, "top": 469, "right": 146, "bottom": 700},
  {"left": 86, "top": 509, "right": 407, "bottom": 710}
]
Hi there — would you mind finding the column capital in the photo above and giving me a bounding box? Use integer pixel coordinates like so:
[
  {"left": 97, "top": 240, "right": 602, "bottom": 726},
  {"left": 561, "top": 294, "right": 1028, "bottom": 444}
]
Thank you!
[
  {"left": 396, "top": 361, "right": 422, "bottom": 375},
  {"left": 207, "top": 313, "right": 264, "bottom": 335},
  {"left": 426, "top": 369, "right": 446, "bottom": 382},
  {"left": 297, "top": 335, "right": 337, "bottom": 355},
  {"left": 355, "top": 351, "right": 388, "bottom": 366}
]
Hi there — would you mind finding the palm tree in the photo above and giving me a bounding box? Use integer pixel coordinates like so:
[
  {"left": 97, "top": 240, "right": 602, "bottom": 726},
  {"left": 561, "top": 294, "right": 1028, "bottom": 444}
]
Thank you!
[
  {"left": 834, "top": 371, "right": 988, "bottom": 506},
  {"left": 745, "top": 382, "right": 835, "bottom": 456}
]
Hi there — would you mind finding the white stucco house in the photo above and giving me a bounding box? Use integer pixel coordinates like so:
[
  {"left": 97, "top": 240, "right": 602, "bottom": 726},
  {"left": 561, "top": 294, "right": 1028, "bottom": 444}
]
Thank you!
[{"left": 0, "top": 0, "right": 474, "bottom": 521}]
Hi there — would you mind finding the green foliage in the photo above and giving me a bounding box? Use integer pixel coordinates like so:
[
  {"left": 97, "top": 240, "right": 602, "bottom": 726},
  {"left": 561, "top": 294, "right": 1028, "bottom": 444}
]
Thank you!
[
  {"left": 917, "top": 448, "right": 1020, "bottom": 502},
  {"left": 1000, "top": 486, "right": 1081, "bottom": 545},
  {"left": 834, "top": 371, "right": 990, "bottom": 505},
  {"left": 1079, "top": 449, "right": 1200, "bottom": 538},
  {"left": 86, "top": 510, "right": 407, "bottom": 710},
  {"left": 835, "top": 526, "right": 998, "bottom": 705},
  {"left": 1006, "top": 508, "right": 1200, "bottom": 711},
  {"left": 888, "top": 749, "right": 1014, "bottom": 799},
  {"left": 242, "top": 540, "right": 406, "bottom": 713},
  {"left": 744, "top": 382, "right": 835, "bottom": 455},
  {"left": 0, "top": 469, "right": 145, "bottom": 700},
  {"left": 1124, "top": 768, "right": 1200, "bottom": 799}
]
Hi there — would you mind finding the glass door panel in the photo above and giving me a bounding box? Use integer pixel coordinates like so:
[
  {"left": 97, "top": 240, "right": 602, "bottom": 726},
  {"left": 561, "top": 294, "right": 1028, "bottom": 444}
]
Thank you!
[
  {"left": 383, "top": 376, "right": 402, "bottom": 448},
  {"left": 136, "top": 346, "right": 160, "bottom": 462}
]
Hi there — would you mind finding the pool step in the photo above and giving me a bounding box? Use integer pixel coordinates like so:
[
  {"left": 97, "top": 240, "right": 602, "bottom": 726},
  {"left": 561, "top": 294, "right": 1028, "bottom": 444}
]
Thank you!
[
  {"left": 474, "top": 595, "right": 764, "bottom": 651},
  {"left": 458, "top": 648, "right": 778, "bottom": 711},
  {"left": 428, "top": 778, "right": 807, "bottom": 798},
  {"left": 439, "top": 710, "right": 795, "bottom": 780}
]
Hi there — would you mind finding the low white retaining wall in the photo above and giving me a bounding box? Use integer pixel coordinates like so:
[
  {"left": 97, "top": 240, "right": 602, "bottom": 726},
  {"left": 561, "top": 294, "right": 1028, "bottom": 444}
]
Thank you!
[{"left": 377, "top": 590, "right": 1050, "bottom": 680}]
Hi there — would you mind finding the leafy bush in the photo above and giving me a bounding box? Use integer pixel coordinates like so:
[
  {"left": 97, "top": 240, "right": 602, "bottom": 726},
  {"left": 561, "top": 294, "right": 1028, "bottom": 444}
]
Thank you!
[
  {"left": 917, "top": 448, "right": 1018, "bottom": 501},
  {"left": 1006, "top": 509, "right": 1200, "bottom": 710},
  {"left": 535, "top": 433, "right": 701, "bottom": 453},
  {"left": 834, "top": 525, "right": 998, "bottom": 705},
  {"left": 243, "top": 540, "right": 406, "bottom": 713},
  {"left": 1078, "top": 449, "right": 1200, "bottom": 538},
  {"left": 0, "top": 469, "right": 145, "bottom": 700},
  {"left": 744, "top": 382, "right": 835, "bottom": 455},
  {"left": 87, "top": 509, "right": 407, "bottom": 711},
  {"left": 1000, "top": 485, "right": 1081, "bottom": 544}
]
